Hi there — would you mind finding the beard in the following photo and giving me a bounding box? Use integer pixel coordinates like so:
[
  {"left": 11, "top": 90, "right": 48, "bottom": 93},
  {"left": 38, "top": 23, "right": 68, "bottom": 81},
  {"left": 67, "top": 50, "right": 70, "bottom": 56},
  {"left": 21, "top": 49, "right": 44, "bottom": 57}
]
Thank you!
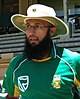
[{"left": 24, "top": 30, "right": 52, "bottom": 59}]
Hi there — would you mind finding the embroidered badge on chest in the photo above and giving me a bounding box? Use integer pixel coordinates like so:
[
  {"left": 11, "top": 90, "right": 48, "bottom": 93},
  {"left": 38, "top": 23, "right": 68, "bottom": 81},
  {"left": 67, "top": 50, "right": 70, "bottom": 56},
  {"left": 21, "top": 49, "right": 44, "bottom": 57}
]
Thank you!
[
  {"left": 18, "top": 76, "right": 29, "bottom": 92},
  {"left": 51, "top": 75, "right": 61, "bottom": 89}
]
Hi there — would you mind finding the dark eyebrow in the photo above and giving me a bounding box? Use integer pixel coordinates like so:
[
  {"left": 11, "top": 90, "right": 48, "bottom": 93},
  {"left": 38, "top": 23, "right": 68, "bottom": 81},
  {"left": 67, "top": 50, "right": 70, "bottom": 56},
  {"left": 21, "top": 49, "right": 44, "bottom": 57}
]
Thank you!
[
  {"left": 24, "top": 22, "right": 41, "bottom": 25},
  {"left": 24, "top": 22, "right": 55, "bottom": 27},
  {"left": 24, "top": 23, "right": 30, "bottom": 25}
]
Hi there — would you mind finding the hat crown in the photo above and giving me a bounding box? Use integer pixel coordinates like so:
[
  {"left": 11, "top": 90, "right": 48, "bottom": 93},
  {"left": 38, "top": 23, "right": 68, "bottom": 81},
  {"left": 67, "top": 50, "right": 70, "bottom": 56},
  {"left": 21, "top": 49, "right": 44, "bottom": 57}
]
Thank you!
[{"left": 27, "top": 4, "right": 56, "bottom": 17}]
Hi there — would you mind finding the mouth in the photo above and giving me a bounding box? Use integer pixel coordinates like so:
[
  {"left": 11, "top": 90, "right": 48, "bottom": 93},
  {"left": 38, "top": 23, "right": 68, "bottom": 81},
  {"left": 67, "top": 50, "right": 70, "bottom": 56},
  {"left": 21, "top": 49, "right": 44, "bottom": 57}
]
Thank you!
[
  {"left": 29, "top": 36, "right": 38, "bottom": 41},
  {"left": 28, "top": 36, "right": 39, "bottom": 45}
]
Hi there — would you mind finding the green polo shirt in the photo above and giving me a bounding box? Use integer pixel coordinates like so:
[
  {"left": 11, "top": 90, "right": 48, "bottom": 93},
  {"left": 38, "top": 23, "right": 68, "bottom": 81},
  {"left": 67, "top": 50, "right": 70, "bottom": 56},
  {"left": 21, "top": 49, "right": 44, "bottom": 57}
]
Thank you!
[{"left": 2, "top": 46, "right": 80, "bottom": 99}]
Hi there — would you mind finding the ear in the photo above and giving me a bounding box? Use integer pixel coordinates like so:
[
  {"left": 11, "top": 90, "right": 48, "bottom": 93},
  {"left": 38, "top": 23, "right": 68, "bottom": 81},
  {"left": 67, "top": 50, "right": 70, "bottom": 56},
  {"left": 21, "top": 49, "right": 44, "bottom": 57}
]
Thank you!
[{"left": 50, "top": 27, "right": 56, "bottom": 36}]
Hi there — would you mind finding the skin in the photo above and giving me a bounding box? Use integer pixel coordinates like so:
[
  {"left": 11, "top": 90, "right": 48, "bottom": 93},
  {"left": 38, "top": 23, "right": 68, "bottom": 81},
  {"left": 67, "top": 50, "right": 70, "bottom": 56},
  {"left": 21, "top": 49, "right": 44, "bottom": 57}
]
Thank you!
[
  {"left": 6, "top": 94, "right": 19, "bottom": 99},
  {"left": 25, "top": 19, "right": 56, "bottom": 46},
  {"left": 6, "top": 19, "right": 56, "bottom": 99}
]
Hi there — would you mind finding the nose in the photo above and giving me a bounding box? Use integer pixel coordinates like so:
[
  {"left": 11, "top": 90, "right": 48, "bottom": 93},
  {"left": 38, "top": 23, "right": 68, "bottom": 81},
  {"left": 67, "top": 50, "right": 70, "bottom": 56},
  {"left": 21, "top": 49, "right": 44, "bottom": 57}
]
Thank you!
[{"left": 27, "top": 29, "right": 36, "bottom": 36}]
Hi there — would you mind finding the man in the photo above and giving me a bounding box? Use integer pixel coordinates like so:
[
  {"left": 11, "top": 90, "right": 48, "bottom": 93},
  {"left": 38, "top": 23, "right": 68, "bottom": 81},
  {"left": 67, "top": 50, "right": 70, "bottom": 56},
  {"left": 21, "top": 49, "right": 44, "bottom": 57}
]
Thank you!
[{"left": 2, "top": 4, "right": 80, "bottom": 99}]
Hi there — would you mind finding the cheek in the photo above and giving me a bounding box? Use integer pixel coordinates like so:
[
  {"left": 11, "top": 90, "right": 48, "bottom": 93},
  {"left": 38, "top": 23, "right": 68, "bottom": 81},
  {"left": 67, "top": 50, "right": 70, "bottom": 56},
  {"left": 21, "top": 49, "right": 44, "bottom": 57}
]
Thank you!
[{"left": 37, "top": 31, "right": 47, "bottom": 42}]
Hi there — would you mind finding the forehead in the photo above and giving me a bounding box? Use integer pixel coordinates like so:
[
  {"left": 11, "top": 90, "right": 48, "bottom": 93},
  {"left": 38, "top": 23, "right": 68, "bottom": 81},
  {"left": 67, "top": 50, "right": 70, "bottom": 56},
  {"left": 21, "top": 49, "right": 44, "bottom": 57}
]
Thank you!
[{"left": 25, "top": 19, "right": 51, "bottom": 25}]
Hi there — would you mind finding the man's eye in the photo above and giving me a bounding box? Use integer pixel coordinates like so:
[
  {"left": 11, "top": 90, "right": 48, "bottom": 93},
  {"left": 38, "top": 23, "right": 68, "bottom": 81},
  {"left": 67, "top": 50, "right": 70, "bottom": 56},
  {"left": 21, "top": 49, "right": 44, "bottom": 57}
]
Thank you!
[
  {"left": 35, "top": 25, "right": 39, "bottom": 28},
  {"left": 26, "top": 25, "right": 31, "bottom": 29},
  {"left": 35, "top": 25, "right": 42, "bottom": 29}
]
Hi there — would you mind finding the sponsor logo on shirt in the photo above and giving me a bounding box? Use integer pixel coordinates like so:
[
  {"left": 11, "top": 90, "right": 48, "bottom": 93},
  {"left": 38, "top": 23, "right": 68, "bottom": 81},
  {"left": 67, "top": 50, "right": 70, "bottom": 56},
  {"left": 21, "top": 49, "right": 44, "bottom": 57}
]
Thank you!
[{"left": 18, "top": 76, "right": 29, "bottom": 92}]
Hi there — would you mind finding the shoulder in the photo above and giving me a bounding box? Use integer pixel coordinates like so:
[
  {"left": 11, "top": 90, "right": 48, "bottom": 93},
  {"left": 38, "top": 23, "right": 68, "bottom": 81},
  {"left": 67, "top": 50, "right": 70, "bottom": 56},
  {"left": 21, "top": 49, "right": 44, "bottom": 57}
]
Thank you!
[
  {"left": 10, "top": 53, "right": 25, "bottom": 63},
  {"left": 56, "top": 46, "right": 80, "bottom": 65},
  {"left": 63, "top": 48, "right": 80, "bottom": 61},
  {"left": 56, "top": 46, "right": 80, "bottom": 82},
  {"left": 8, "top": 53, "right": 26, "bottom": 71},
  {"left": 62, "top": 48, "right": 80, "bottom": 74}
]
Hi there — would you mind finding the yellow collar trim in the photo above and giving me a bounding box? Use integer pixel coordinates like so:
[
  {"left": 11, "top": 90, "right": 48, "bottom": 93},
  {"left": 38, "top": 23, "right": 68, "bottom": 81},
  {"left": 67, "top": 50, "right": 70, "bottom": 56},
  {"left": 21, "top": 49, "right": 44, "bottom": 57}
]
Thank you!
[
  {"left": 74, "top": 77, "right": 80, "bottom": 87},
  {"left": 32, "top": 57, "right": 51, "bottom": 62}
]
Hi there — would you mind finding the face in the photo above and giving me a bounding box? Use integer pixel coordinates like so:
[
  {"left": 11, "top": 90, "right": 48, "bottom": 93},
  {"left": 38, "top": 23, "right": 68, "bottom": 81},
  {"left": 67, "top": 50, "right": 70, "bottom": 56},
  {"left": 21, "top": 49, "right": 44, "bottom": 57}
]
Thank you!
[{"left": 24, "top": 19, "right": 55, "bottom": 46}]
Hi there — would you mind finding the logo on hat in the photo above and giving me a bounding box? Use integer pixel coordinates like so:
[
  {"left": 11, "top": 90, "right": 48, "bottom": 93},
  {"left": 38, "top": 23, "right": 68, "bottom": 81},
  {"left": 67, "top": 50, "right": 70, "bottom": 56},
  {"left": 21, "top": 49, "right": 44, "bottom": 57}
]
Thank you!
[
  {"left": 18, "top": 76, "right": 29, "bottom": 92},
  {"left": 32, "top": 8, "right": 36, "bottom": 12}
]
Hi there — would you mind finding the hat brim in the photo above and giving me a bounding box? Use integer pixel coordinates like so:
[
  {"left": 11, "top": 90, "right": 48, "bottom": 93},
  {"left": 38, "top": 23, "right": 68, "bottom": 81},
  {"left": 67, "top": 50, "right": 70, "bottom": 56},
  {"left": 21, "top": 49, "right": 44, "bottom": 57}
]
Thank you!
[{"left": 11, "top": 14, "right": 69, "bottom": 38}]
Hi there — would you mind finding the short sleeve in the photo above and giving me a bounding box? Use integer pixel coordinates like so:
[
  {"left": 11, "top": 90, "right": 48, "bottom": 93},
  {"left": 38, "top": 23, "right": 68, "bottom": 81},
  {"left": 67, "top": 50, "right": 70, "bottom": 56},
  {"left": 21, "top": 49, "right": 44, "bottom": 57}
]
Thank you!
[
  {"left": 2, "top": 57, "right": 17, "bottom": 96},
  {"left": 2, "top": 53, "right": 25, "bottom": 96}
]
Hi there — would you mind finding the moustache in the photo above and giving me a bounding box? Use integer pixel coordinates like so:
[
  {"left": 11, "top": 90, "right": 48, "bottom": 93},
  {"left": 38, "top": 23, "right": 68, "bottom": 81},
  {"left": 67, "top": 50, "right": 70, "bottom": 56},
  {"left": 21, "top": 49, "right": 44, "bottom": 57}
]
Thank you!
[{"left": 28, "top": 35, "right": 39, "bottom": 41}]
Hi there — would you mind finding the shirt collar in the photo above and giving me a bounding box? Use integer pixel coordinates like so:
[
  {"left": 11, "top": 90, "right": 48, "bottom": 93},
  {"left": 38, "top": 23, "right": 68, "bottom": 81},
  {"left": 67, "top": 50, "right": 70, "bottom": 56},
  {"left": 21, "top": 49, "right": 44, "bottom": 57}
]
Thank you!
[{"left": 50, "top": 42, "right": 57, "bottom": 59}]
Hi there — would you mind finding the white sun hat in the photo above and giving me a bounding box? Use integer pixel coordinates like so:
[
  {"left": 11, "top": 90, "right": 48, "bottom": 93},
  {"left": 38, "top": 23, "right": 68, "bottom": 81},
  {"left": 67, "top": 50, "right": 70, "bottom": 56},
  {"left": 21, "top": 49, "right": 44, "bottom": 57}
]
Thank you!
[{"left": 11, "top": 4, "right": 69, "bottom": 38}]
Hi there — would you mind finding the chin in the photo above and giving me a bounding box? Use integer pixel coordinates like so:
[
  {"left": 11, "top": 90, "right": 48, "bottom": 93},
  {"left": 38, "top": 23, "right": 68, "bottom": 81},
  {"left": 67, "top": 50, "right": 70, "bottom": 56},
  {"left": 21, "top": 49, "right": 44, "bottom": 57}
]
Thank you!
[{"left": 29, "top": 42, "right": 39, "bottom": 46}]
